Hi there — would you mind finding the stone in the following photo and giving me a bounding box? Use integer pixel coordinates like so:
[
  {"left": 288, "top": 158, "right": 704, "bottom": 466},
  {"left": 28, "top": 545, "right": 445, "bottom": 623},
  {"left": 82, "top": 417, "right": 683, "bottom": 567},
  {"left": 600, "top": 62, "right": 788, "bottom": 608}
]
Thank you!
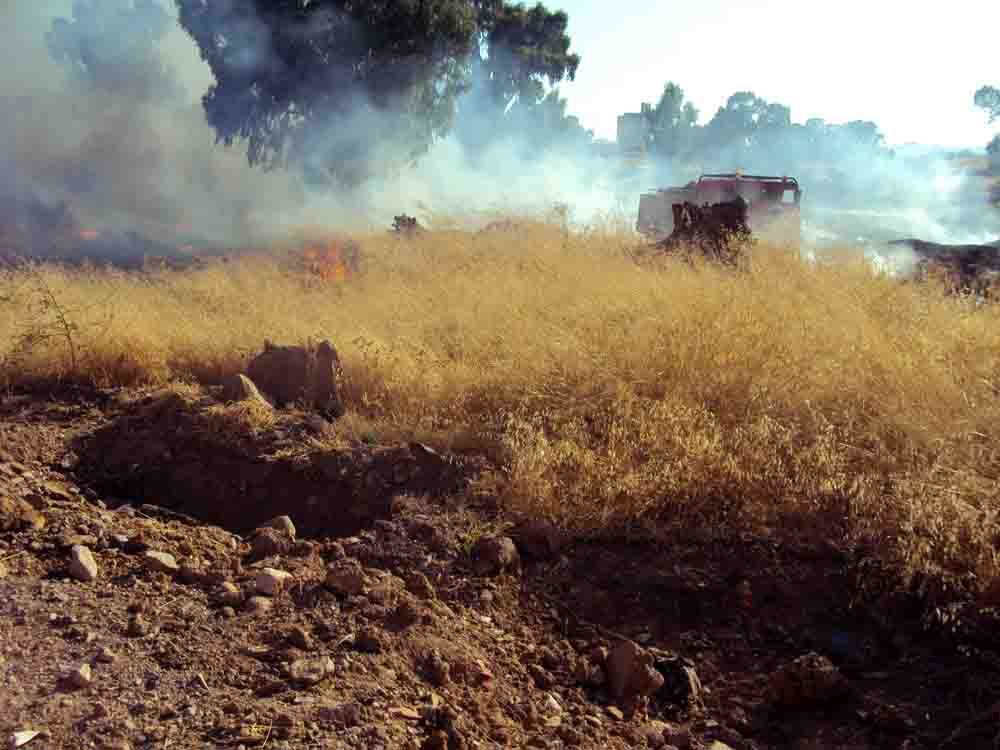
[
  {"left": 288, "top": 657, "right": 336, "bottom": 687},
  {"left": 256, "top": 568, "right": 293, "bottom": 596},
  {"left": 213, "top": 582, "right": 244, "bottom": 608},
  {"left": 768, "top": 652, "right": 849, "bottom": 708},
  {"left": 288, "top": 626, "right": 313, "bottom": 651},
  {"left": 470, "top": 535, "right": 520, "bottom": 577},
  {"left": 663, "top": 726, "right": 693, "bottom": 750},
  {"left": 248, "top": 528, "right": 291, "bottom": 561},
  {"left": 324, "top": 559, "right": 367, "bottom": 596},
  {"left": 220, "top": 373, "right": 273, "bottom": 408},
  {"left": 606, "top": 640, "right": 665, "bottom": 701},
  {"left": 126, "top": 615, "right": 154, "bottom": 638},
  {"left": 68, "top": 545, "right": 99, "bottom": 583},
  {"left": 246, "top": 340, "right": 344, "bottom": 418},
  {"left": 405, "top": 572, "right": 436, "bottom": 599},
  {"left": 9, "top": 731, "right": 41, "bottom": 748},
  {"left": 652, "top": 652, "right": 704, "bottom": 712},
  {"left": 95, "top": 646, "right": 117, "bottom": 664},
  {"left": 354, "top": 627, "right": 384, "bottom": 654},
  {"left": 142, "top": 551, "right": 179, "bottom": 575},
  {"left": 0, "top": 496, "right": 46, "bottom": 532},
  {"left": 640, "top": 721, "right": 668, "bottom": 748},
  {"left": 261, "top": 515, "right": 296, "bottom": 539},
  {"left": 65, "top": 663, "right": 93, "bottom": 689},
  {"left": 317, "top": 702, "right": 363, "bottom": 727},
  {"left": 424, "top": 650, "right": 451, "bottom": 687},
  {"left": 244, "top": 596, "right": 273, "bottom": 615},
  {"left": 510, "top": 519, "right": 564, "bottom": 560}
]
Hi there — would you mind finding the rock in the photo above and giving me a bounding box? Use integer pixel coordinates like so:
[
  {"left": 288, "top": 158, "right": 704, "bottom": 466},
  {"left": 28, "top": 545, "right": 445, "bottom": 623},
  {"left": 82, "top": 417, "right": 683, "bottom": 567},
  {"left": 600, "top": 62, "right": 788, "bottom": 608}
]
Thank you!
[
  {"left": 9, "top": 731, "right": 41, "bottom": 748},
  {"left": 388, "top": 596, "right": 422, "bottom": 630},
  {"left": 291, "top": 540, "right": 314, "bottom": 557},
  {"left": 652, "top": 652, "right": 704, "bottom": 713},
  {"left": 246, "top": 339, "right": 344, "bottom": 418},
  {"left": 354, "top": 627, "right": 384, "bottom": 654},
  {"left": 543, "top": 694, "right": 562, "bottom": 715},
  {"left": 422, "top": 730, "right": 449, "bottom": 750},
  {"left": 220, "top": 373, "right": 273, "bottom": 407},
  {"left": 405, "top": 572, "right": 436, "bottom": 599},
  {"left": 95, "top": 646, "right": 117, "bottom": 664},
  {"left": 529, "top": 664, "right": 555, "bottom": 690},
  {"left": 706, "top": 742, "right": 735, "bottom": 750},
  {"left": 424, "top": 650, "right": 450, "bottom": 686},
  {"left": 256, "top": 568, "right": 293, "bottom": 596},
  {"left": 606, "top": 640, "right": 665, "bottom": 702},
  {"left": 178, "top": 563, "right": 206, "bottom": 585},
  {"left": 317, "top": 702, "right": 363, "bottom": 727},
  {"left": 261, "top": 515, "right": 296, "bottom": 540},
  {"left": 288, "top": 626, "right": 313, "bottom": 651},
  {"left": 126, "top": 614, "right": 154, "bottom": 638},
  {"left": 470, "top": 535, "right": 520, "bottom": 576},
  {"left": 141, "top": 551, "right": 179, "bottom": 575},
  {"left": 324, "top": 559, "right": 367, "bottom": 596},
  {"left": 0, "top": 561, "right": 7, "bottom": 579},
  {"left": 288, "top": 656, "right": 336, "bottom": 687},
  {"left": 388, "top": 706, "right": 422, "bottom": 721},
  {"left": 510, "top": 519, "right": 564, "bottom": 560},
  {"left": 212, "top": 582, "right": 244, "bottom": 608},
  {"left": 769, "top": 652, "right": 849, "bottom": 708},
  {"left": 640, "top": 721, "right": 668, "bottom": 748},
  {"left": 0, "top": 496, "right": 46, "bottom": 531},
  {"left": 68, "top": 545, "right": 99, "bottom": 582},
  {"left": 65, "top": 663, "right": 93, "bottom": 689},
  {"left": 243, "top": 596, "right": 273, "bottom": 615},
  {"left": 663, "top": 726, "right": 693, "bottom": 750},
  {"left": 248, "top": 528, "right": 292, "bottom": 561}
]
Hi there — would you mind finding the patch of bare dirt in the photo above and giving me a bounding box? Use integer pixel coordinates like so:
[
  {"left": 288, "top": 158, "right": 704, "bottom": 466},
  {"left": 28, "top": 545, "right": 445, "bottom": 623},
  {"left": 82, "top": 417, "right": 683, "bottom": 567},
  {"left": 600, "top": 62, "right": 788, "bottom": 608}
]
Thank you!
[{"left": 1, "top": 389, "right": 999, "bottom": 750}]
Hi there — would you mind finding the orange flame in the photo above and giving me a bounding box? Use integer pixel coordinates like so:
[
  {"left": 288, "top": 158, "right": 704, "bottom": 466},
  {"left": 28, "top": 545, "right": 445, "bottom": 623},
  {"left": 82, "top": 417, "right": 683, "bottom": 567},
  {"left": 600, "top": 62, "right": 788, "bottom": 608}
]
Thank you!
[{"left": 297, "top": 231, "right": 357, "bottom": 282}]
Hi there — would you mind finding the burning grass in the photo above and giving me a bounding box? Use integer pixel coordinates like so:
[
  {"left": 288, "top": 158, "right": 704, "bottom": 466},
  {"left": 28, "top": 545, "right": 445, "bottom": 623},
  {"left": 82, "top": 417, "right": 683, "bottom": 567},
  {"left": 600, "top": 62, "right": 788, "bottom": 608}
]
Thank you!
[{"left": 3, "top": 222, "right": 1000, "bottom": 601}]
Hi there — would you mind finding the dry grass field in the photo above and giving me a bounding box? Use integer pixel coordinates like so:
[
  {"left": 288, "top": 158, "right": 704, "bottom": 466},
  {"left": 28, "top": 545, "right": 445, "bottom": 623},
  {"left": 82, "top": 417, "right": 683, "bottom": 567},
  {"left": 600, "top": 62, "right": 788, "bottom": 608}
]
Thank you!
[{"left": 3, "top": 221, "right": 1000, "bottom": 603}]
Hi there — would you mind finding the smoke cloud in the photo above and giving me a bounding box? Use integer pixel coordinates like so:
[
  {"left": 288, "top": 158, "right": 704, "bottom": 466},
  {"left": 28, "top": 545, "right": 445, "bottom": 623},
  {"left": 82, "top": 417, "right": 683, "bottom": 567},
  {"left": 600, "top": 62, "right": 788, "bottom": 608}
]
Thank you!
[{"left": 0, "top": 0, "right": 995, "bottom": 266}]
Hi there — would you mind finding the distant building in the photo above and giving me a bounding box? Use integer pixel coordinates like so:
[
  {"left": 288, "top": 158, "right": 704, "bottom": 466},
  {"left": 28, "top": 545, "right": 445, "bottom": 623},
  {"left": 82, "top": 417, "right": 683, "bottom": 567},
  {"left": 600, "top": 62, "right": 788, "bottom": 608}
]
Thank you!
[{"left": 617, "top": 103, "right": 653, "bottom": 154}]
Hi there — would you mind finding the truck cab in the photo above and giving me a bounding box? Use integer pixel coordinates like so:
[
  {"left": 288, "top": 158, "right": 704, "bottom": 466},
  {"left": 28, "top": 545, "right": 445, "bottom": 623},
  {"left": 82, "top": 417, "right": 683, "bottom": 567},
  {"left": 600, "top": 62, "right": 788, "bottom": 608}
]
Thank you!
[{"left": 638, "top": 173, "right": 802, "bottom": 246}]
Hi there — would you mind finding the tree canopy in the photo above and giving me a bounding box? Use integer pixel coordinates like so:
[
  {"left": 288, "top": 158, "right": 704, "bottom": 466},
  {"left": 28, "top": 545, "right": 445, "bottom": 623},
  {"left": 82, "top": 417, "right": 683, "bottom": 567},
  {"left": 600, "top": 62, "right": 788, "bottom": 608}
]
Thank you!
[
  {"left": 173, "top": 0, "right": 579, "bottom": 186},
  {"left": 975, "top": 85, "right": 1000, "bottom": 123},
  {"left": 649, "top": 82, "right": 698, "bottom": 158}
]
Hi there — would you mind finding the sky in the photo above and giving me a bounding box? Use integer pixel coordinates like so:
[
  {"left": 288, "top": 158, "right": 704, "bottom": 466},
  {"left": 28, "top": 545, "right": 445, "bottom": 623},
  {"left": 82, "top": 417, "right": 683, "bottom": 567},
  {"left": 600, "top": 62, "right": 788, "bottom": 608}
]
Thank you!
[{"left": 552, "top": 0, "right": 999, "bottom": 149}]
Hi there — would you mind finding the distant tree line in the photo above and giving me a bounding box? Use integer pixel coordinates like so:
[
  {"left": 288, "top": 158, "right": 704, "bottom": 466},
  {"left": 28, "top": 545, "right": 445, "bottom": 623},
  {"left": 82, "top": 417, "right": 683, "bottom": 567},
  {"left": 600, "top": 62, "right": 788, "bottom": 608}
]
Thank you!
[
  {"left": 629, "top": 81, "right": 889, "bottom": 170},
  {"left": 975, "top": 85, "right": 1000, "bottom": 167}
]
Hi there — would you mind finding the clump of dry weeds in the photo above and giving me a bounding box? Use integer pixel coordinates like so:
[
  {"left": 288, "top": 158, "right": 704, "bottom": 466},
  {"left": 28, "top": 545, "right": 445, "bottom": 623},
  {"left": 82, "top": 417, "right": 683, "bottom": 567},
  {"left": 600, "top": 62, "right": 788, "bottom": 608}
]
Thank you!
[{"left": 2, "top": 223, "right": 1000, "bottom": 600}]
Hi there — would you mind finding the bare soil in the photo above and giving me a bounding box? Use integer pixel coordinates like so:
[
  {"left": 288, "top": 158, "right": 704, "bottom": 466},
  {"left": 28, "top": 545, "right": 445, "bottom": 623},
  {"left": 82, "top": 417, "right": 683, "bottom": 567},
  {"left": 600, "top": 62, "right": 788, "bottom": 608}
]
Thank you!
[{"left": 2, "top": 387, "right": 999, "bottom": 750}]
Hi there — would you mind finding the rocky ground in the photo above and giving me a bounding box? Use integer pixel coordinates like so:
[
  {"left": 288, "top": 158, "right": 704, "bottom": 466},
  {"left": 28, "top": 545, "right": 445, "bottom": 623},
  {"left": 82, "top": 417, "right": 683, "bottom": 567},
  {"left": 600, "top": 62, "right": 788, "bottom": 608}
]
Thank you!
[{"left": 2, "top": 387, "right": 1000, "bottom": 750}]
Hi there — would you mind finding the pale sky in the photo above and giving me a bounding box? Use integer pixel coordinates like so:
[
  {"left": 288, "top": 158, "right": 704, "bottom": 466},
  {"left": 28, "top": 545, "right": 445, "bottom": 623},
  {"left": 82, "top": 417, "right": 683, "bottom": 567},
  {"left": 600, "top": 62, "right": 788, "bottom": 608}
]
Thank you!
[{"left": 553, "top": 0, "right": 998, "bottom": 148}]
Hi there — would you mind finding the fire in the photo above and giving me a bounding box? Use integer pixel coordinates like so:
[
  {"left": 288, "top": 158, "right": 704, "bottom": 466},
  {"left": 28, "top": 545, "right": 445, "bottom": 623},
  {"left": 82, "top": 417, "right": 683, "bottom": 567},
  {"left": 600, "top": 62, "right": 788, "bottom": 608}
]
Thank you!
[
  {"left": 292, "top": 230, "right": 360, "bottom": 282},
  {"left": 79, "top": 229, "right": 99, "bottom": 241},
  {"left": 302, "top": 242, "right": 349, "bottom": 281}
]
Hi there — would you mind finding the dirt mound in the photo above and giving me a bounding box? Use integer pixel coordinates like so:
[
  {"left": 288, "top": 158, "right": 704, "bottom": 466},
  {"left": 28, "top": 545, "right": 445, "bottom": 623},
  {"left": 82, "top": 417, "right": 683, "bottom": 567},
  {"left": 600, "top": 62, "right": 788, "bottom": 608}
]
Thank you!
[
  {"left": 656, "top": 198, "right": 752, "bottom": 266},
  {"left": 4, "top": 390, "right": 1000, "bottom": 750},
  {"left": 71, "top": 388, "right": 484, "bottom": 537},
  {"left": 246, "top": 339, "right": 345, "bottom": 418}
]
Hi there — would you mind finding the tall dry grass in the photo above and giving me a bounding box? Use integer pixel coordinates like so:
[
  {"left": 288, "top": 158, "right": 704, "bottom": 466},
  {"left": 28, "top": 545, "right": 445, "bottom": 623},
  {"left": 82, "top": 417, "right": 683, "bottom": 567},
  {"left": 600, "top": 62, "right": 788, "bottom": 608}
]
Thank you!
[{"left": 3, "top": 221, "right": 1000, "bottom": 597}]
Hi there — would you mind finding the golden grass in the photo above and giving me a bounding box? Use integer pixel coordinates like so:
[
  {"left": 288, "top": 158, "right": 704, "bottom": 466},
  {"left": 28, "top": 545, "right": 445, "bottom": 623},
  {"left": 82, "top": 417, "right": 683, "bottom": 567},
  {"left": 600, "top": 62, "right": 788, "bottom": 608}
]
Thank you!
[{"left": 3, "top": 222, "right": 1000, "bottom": 598}]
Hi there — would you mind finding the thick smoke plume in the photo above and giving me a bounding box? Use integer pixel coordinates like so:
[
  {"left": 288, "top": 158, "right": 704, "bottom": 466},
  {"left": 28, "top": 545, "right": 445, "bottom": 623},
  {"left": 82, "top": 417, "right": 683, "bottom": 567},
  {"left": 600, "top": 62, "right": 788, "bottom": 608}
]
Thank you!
[
  {"left": 0, "top": 1, "right": 995, "bottom": 265},
  {"left": 0, "top": 1, "right": 617, "bottom": 261}
]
